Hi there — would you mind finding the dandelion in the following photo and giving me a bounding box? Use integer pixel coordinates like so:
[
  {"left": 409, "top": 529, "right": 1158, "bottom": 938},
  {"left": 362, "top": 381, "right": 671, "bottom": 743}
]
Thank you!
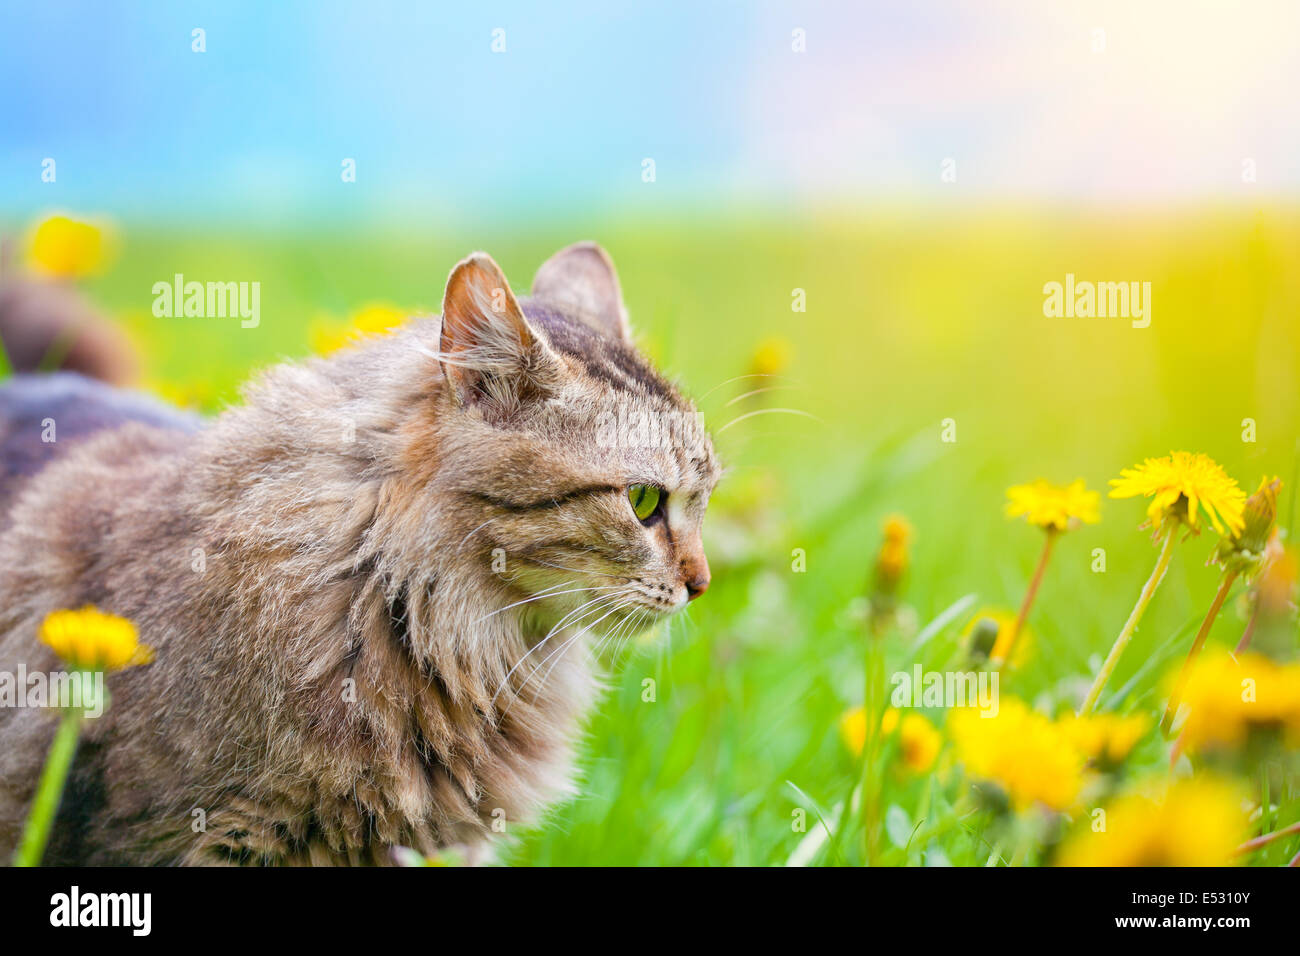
[
  {"left": 839, "top": 706, "right": 867, "bottom": 757},
  {"left": 840, "top": 706, "right": 939, "bottom": 775},
  {"left": 1109, "top": 451, "right": 1246, "bottom": 536},
  {"left": 15, "top": 607, "right": 150, "bottom": 866},
  {"left": 39, "top": 606, "right": 153, "bottom": 672},
  {"left": 867, "top": 515, "right": 911, "bottom": 633},
  {"left": 1056, "top": 777, "right": 1247, "bottom": 867},
  {"left": 310, "top": 303, "right": 408, "bottom": 355},
  {"left": 1004, "top": 478, "right": 1101, "bottom": 531},
  {"left": 875, "top": 515, "right": 911, "bottom": 581},
  {"left": 748, "top": 336, "right": 791, "bottom": 378},
  {"left": 28, "top": 214, "right": 110, "bottom": 279},
  {"left": 1177, "top": 651, "right": 1300, "bottom": 755},
  {"left": 889, "top": 711, "right": 941, "bottom": 773},
  {"left": 1080, "top": 452, "right": 1246, "bottom": 715},
  {"left": 949, "top": 698, "right": 1085, "bottom": 813},
  {"left": 1162, "top": 478, "right": 1281, "bottom": 734},
  {"left": 994, "top": 479, "right": 1099, "bottom": 666},
  {"left": 1057, "top": 712, "right": 1149, "bottom": 768}
]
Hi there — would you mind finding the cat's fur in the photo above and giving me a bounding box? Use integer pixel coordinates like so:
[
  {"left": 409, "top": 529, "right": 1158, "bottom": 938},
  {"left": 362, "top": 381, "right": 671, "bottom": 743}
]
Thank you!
[{"left": 0, "top": 244, "right": 717, "bottom": 865}]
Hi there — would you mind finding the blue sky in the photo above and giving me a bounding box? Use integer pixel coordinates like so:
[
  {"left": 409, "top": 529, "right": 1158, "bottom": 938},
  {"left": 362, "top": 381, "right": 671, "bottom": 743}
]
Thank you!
[{"left": 3, "top": 1, "right": 1297, "bottom": 226}]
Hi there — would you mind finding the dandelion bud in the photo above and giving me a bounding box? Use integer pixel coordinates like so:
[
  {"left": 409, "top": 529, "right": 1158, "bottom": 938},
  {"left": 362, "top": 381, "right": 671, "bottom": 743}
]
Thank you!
[
  {"left": 1211, "top": 477, "right": 1281, "bottom": 577},
  {"left": 867, "top": 515, "right": 912, "bottom": 633},
  {"left": 968, "top": 617, "right": 1000, "bottom": 660}
]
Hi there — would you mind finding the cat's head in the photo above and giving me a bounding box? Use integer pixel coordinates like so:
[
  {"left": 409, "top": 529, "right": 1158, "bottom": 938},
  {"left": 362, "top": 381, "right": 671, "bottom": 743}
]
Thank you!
[{"left": 429, "top": 243, "right": 719, "bottom": 641}]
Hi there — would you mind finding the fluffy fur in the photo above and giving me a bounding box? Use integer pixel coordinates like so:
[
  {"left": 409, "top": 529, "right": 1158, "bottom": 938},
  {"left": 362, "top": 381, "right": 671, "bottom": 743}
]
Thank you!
[{"left": 0, "top": 244, "right": 718, "bottom": 865}]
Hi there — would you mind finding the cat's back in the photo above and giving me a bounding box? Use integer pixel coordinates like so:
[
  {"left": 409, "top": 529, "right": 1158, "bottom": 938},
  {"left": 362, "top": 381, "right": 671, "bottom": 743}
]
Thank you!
[{"left": 0, "top": 372, "right": 200, "bottom": 521}]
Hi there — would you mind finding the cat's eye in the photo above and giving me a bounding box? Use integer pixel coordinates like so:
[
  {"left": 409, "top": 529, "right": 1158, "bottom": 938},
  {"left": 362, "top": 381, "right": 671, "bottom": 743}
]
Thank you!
[{"left": 627, "top": 484, "right": 662, "bottom": 523}]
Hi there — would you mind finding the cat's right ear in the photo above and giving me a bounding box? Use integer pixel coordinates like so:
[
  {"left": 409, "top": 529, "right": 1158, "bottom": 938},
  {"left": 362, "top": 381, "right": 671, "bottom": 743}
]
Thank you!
[
  {"left": 438, "top": 252, "right": 560, "bottom": 411},
  {"left": 531, "top": 242, "right": 631, "bottom": 344}
]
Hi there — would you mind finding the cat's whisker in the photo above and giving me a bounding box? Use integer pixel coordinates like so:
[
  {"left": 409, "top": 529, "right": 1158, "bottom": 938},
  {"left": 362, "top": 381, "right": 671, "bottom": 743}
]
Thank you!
[
  {"left": 523, "top": 598, "right": 636, "bottom": 705},
  {"left": 587, "top": 609, "right": 629, "bottom": 663},
  {"left": 491, "top": 588, "right": 634, "bottom": 705},
  {"left": 499, "top": 597, "right": 625, "bottom": 718},
  {"left": 723, "top": 384, "right": 801, "bottom": 407},
  {"left": 519, "top": 595, "right": 631, "bottom": 688},
  {"left": 697, "top": 372, "right": 797, "bottom": 401},
  {"left": 592, "top": 601, "right": 649, "bottom": 666},
  {"left": 715, "top": 406, "right": 822, "bottom": 435},
  {"left": 472, "top": 582, "right": 622, "bottom": 625},
  {"left": 530, "top": 594, "right": 632, "bottom": 674},
  {"left": 614, "top": 608, "right": 651, "bottom": 660},
  {"left": 592, "top": 603, "right": 650, "bottom": 664},
  {"left": 457, "top": 516, "right": 500, "bottom": 549},
  {"left": 524, "top": 557, "right": 627, "bottom": 580}
]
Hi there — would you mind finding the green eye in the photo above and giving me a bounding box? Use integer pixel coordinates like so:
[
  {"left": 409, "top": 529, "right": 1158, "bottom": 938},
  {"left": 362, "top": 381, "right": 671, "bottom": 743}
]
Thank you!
[{"left": 627, "top": 484, "right": 662, "bottom": 522}]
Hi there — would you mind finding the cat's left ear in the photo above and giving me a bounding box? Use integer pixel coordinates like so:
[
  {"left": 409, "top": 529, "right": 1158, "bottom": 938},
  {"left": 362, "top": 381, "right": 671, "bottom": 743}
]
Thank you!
[
  {"left": 439, "top": 252, "right": 561, "bottom": 411},
  {"left": 532, "top": 241, "right": 631, "bottom": 344}
]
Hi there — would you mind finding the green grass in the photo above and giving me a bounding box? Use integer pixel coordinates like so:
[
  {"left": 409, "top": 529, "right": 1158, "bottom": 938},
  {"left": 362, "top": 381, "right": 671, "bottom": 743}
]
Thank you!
[{"left": 21, "top": 205, "right": 1300, "bottom": 865}]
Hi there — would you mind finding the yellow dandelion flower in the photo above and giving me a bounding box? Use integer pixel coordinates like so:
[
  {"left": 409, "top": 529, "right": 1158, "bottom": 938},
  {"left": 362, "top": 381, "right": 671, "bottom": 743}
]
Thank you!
[
  {"left": 39, "top": 606, "right": 152, "bottom": 672},
  {"left": 1057, "top": 712, "right": 1149, "bottom": 767},
  {"left": 895, "top": 712, "right": 941, "bottom": 773},
  {"left": 1085, "top": 453, "right": 1247, "bottom": 715},
  {"left": 842, "top": 707, "right": 929, "bottom": 761},
  {"left": 310, "top": 303, "right": 408, "bottom": 355},
  {"left": 28, "top": 215, "right": 110, "bottom": 279},
  {"left": 1177, "top": 650, "right": 1300, "bottom": 753},
  {"left": 1005, "top": 478, "right": 1100, "bottom": 531},
  {"left": 839, "top": 706, "right": 867, "bottom": 756},
  {"left": 1109, "top": 451, "right": 1246, "bottom": 536},
  {"left": 1056, "top": 777, "right": 1247, "bottom": 867},
  {"left": 879, "top": 707, "right": 899, "bottom": 736},
  {"left": 949, "top": 698, "right": 1084, "bottom": 812},
  {"left": 749, "top": 336, "right": 791, "bottom": 378}
]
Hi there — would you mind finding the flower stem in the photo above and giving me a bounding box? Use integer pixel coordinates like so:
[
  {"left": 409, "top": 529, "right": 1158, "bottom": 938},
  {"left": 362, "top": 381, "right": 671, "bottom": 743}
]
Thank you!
[
  {"left": 859, "top": 640, "right": 886, "bottom": 864},
  {"left": 1079, "top": 522, "right": 1178, "bottom": 716},
  {"left": 13, "top": 709, "right": 82, "bottom": 866},
  {"left": 1234, "top": 596, "right": 1260, "bottom": 654},
  {"left": 991, "top": 529, "right": 1057, "bottom": 668},
  {"left": 1159, "top": 570, "right": 1237, "bottom": 736},
  {"left": 1261, "top": 765, "right": 1272, "bottom": 834},
  {"left": 1235, "top": 819, "right": 1300, "bottom": 856}
]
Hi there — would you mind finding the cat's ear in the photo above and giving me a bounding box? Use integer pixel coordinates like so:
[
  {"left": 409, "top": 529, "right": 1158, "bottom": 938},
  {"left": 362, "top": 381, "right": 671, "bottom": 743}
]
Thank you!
[
  {"left": 531, "top": 241, "right": 631, "bottom": 344},
  {"left": 439, "top": 252, "right": 560, "bottom": 410}
]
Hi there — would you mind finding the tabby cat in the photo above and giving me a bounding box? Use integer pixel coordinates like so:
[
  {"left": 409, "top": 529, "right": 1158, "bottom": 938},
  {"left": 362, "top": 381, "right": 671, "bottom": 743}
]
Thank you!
[{"left": 0, "top": 242, "right": 717, "bottom": 865}]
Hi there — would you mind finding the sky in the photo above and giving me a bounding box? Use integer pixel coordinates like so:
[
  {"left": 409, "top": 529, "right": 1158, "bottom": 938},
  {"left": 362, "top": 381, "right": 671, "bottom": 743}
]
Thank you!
[{"left": 2, "top": 0, "right": 1298, "bottom": 226}]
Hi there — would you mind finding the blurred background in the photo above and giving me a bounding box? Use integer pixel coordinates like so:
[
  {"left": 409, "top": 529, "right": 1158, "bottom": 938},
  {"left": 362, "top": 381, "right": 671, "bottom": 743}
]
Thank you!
[{"left": 2, "top": 1, "right": 1298, "bottom": 864}]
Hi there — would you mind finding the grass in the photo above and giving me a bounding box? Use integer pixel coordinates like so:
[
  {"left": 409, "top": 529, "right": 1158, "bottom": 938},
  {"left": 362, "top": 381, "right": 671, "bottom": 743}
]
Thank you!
[{"left": 12, "top": 204, "right": 1300, "bottom": 865}]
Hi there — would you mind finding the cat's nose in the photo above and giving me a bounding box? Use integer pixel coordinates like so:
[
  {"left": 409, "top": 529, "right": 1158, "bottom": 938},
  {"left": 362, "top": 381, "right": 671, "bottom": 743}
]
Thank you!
[{"left": 681, "top": 555, "right": 710, "bottom": 601}]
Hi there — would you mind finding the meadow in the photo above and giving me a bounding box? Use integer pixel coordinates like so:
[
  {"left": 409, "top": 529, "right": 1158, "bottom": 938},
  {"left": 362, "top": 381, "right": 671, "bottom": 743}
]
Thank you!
[{"left": 14, "top": 204, "right": 1300, "bottom": 865}]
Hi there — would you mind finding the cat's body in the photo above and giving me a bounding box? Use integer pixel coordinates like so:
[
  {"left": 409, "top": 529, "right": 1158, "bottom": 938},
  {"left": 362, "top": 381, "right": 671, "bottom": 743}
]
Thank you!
[{"left": 0, "top": 245, "right": 717, "bottom": 865}]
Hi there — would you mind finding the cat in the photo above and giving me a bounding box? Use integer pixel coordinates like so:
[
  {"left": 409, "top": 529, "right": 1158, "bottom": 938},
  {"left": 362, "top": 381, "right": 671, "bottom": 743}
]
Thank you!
[{"left": 0, "top": 242, "right": 718, "bottom": 865}]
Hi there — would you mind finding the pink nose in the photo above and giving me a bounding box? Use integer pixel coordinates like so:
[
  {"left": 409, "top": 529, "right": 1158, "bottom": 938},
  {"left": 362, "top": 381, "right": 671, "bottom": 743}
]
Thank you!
[
  {"left": 682, "top": 554, "right": 711, "bottom": 601},
  {"left": 685, "top": 573, "right": 710, "bottom": 600}
]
